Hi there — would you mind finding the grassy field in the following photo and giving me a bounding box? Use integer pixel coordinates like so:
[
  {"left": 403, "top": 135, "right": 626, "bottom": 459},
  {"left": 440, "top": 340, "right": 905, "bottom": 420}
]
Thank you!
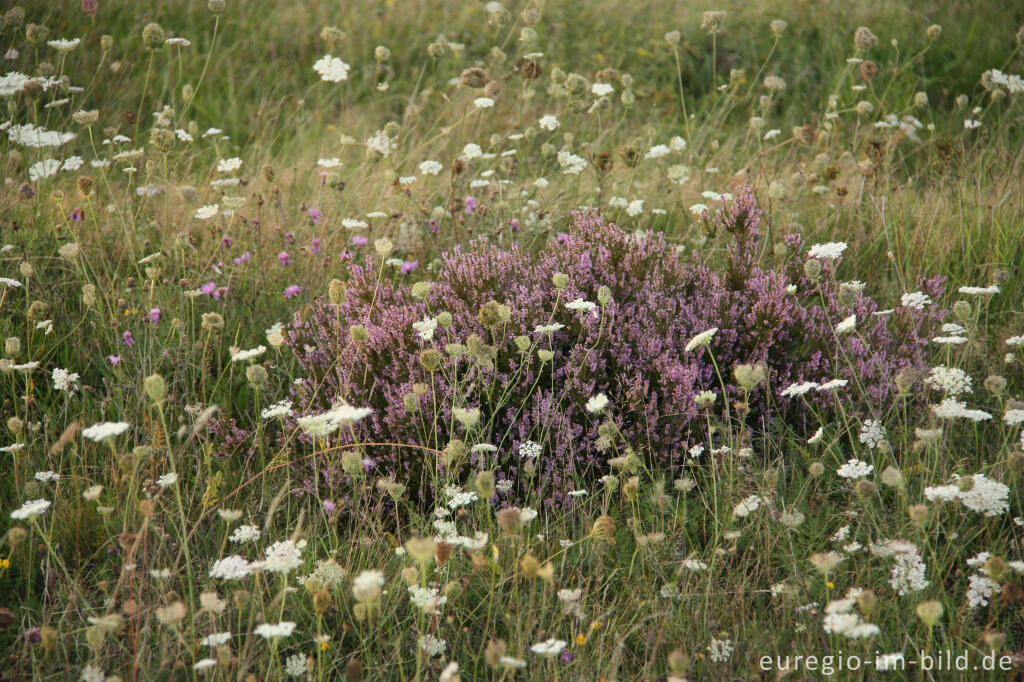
[{"left": 3, "top": 1, "right": 1024, "bottom": 679}]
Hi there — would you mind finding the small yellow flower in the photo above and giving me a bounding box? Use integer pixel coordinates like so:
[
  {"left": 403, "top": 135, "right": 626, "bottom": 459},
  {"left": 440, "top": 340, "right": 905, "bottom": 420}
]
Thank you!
[
  {"left": 0, "top": 558, "right": 10, "bottom": 569},
  {"left": 575, "top": 634, "right": 587, "bottom": 646},
  {"left": 826, "top": 581, "right": 835, "bottom": 589},
  {"left": 320, "top": 641, "right": 329, "bottom": 651},
  {"left": 590, "top": 621, "right": 602, "bottom": 630}
]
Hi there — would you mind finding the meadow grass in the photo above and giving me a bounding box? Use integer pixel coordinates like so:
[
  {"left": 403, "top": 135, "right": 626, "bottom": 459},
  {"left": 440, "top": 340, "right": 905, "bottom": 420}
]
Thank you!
[{"left": 3, "top": 1, "right": 1024, "bottom": 680}]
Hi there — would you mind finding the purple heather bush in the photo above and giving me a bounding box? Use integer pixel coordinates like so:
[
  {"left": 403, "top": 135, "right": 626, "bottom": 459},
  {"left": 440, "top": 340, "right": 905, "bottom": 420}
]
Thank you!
[{"left": 285, "top": 190, "right": 944, "bottom": 506}]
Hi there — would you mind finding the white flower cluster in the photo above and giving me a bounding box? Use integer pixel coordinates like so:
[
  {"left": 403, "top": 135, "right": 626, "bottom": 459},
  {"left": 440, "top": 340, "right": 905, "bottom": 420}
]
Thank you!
[
  {"left": 822, "top": 591, "right": 880, "bottom": 639},
  {"left": 924, "top": 366, "right": 972, "bottom": 395},
  {"left": 925, "top": 474, "right": 1009, "bottom": 516},
  {"left": 888, "top": 545, "right": 929, "bottom": 596}
]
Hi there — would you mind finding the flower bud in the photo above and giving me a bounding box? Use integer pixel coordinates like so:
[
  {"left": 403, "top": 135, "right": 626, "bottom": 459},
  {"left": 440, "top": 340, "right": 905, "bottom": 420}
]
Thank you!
[
  {"left": 144, "top": 373, "right": 166, "bottom": 404},
  {"left": 328, "top": 279, "right": 346, "bottom": 304},
  {"left": 915, "top": 600, "right": 943, "bottom": 627},
  {"left": 142, "top": 23, "right": 165, "bottom": 49}
]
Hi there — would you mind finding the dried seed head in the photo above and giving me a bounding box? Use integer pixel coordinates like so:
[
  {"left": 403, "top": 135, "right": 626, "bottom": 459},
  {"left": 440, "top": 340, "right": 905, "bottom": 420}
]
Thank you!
[
  {"left": 320, "top": 26, "right": 345, "bottom": 49},
  {"left": 915, "top": 600, "right": 943, "bottom": 627},
  {"left": 201, "top": 312, "right": 225, "bottom": 332},
  {"left": 499, "top": 507, "right": 524, "bottom": 532},
  {"left": 908, "top": 503, "right": 930, "bottom": 525},
  {"left": 246, "top": 364, "right": 268, "bottom": 389},
  {"left": 590, "top": 514, "right": 615, "bottom": 540},
  {"left": 328, "top": 279, "right": 347, "bottom": 304},
  {"left": 853, "top": 26, "right": 878, "bottom": 50},
  {"left": 150, "top": 127, "right": 175, "bottom": 152},
  {"left": 25, "top": 23, "right": 50, "bottom": 45},
  {"left": 460, "top": 67, "right": 489, "bottom": 89},
  {"left": 144, "top": 373, "right": 167, "bottom": 404},
  {"left": 142, "top": 23, "right": 165, "bottom": 49},
  {"left": 859, "top": 60, "right": 879, "bottom": 80}
]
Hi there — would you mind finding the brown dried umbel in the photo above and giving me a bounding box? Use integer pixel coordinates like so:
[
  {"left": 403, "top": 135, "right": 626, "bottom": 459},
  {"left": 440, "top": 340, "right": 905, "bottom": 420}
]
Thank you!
[
  {"left": 593, "top": 151, "right": 613, "bottom": 173},
  {"left": 795, "top": 124, "right": 816, "bottom": 145},
  {"left": 619, "top": 144, "right": 640, "bottom": 167},
  {"left": 520, "top": 60, "right": 542, "bottom": 79},
  {"left": 859, "top": 60, "right": 879, "bottom": 80},
  {"left": 460, "top": 67, "right": 489, "bottom": 89}
]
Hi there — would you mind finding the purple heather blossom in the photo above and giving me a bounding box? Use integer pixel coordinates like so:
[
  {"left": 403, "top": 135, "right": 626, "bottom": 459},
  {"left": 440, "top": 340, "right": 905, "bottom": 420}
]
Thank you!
[
  {"left": 509, "top": 218, "right": 520, "bottom": 232},
  {"left": 464, "top": 196, "right": 477, "bottom": 214},
  {"left": 285, "top": 189, "right": 944, "bottom": 508},
  {"left": 556, "top": 232, "right": 570, "bottom": 244},
  {"left": 284, "top": 284, "right": 302, "bottom": 299},
  {"left": 560, "top": 651, "right": 574, "bottom": 663},
  {"left": 311, "top": 238, "right": 321, "bottom": 255},
  {"left": 400, "top": 260, "right": 418, "bottom": 275},
  {"left": 323, "top": 500, "right": 336, "bottom": 515},
  {"left": 121, "top": 331, "right": 134, "bottom": 347},
  {"left": 278, "top": 251, "right": 291, "bottom": 267}
]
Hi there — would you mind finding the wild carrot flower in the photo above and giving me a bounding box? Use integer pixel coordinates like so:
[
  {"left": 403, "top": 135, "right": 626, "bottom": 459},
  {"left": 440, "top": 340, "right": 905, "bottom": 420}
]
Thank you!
[{"left": 11, "top": 499, "right": 51, "bottom": 520}]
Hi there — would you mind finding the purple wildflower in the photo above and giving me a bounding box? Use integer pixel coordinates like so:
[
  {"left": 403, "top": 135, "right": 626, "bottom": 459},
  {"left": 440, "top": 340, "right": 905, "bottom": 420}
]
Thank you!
[
  {"left": 464, "top": 196, "right": 477, "bottom": 214},
  {"left": 286, "top": 189, "right": 943, "bottom": 508},
  {"left": 400, "top": 260, "right": 418, "bottom": 275},
  {"left": 200, "top": 281, "right": 218, "bottom": 296},
  {"left": 221, "top": 235, "right": 232, "bottom": 248},
  {"left": 429, "top": 218, "right": 440, "bottom": 234},
  {"left": 307, "top": 208, "right": 322, "bottom": 224},
  {"left": 148, "top": 308, "right": 161, "bottom": 324},
  {"left": 352, "top": 235, "right": 368, "bottom": 246},
  {"left": 311, "top": 238, "right": 321, "bottom": 255},
  {"left": 107, "top": 355, "right": 121, "bottom": 366},
  {"left": 278, "top": 251, "right": 291, "bottom": 267},
  {"left": 284, "top": 284, "right": 302, "bottom": 299},
  {"left": 234, "top": 251, "right": 251, "bottom": 265},
  {"left": 121, "top": 331, "right": 134, "bottom": 347}
]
